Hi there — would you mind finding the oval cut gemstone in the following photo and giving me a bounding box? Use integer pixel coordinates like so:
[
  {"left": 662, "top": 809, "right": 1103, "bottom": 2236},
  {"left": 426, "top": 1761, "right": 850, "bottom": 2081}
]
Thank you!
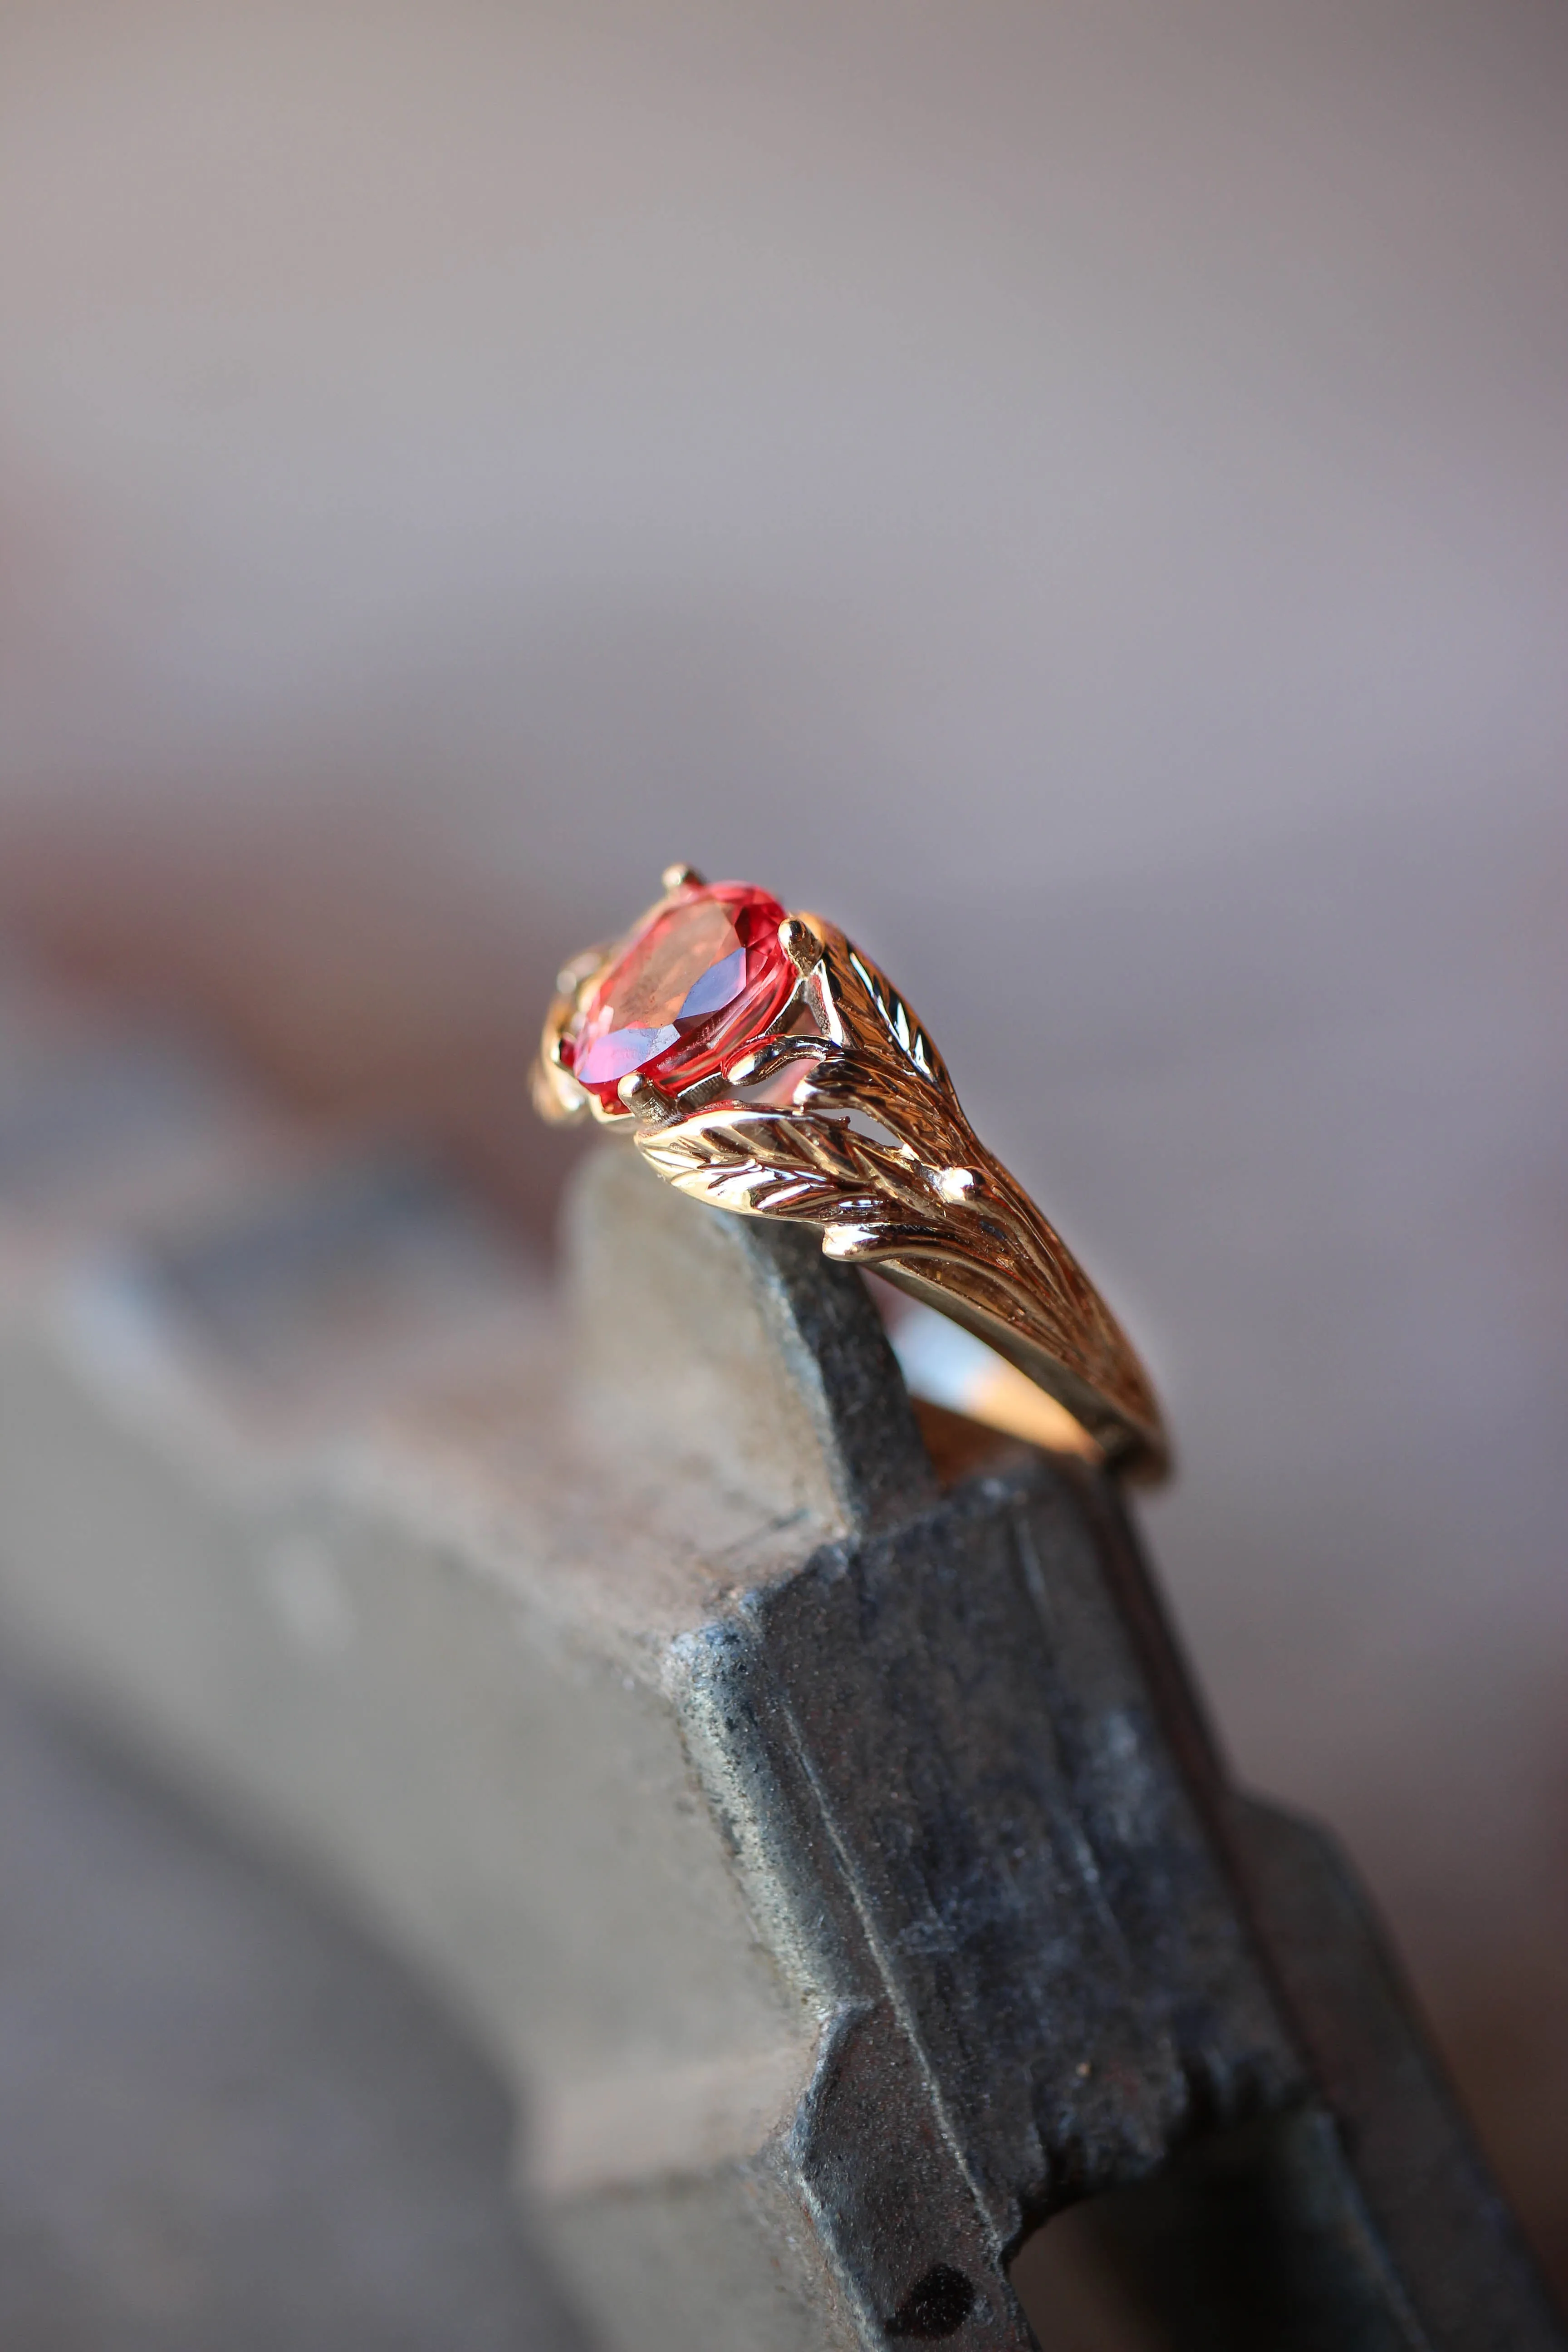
[{"left": 564, "top": 881, "right": 794, "bottom": 1109}]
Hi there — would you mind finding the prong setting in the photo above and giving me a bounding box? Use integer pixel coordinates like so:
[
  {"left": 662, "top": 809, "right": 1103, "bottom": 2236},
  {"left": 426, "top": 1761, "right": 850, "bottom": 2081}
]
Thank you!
[
  {"left": 779, "top": 915, "right": 825, "bottom": 976},
  {"left": 617, "top": 1070, "right": 676, "bottom": 1123},
  {"left": 556, "top": 953, "right": 601, "bottom": 1000},
  {"left": 661, "top": 863, "right": 705, "bottom": 893},
  {"left": 530, "top": 1049, "right": 589, "bottom": 1125}
]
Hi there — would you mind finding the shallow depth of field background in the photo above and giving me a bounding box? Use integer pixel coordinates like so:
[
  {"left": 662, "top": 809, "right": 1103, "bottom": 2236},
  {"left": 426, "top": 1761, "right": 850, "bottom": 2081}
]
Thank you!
[{"left": 2, "top": 0, "right": 1567, "bottom": 2298}]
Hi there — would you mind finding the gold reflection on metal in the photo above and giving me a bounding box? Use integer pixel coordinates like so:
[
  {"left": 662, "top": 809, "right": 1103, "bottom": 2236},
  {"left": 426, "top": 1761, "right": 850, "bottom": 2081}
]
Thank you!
[{"left": 534, "top": 873, "right": 1169, "bottom": 1483}]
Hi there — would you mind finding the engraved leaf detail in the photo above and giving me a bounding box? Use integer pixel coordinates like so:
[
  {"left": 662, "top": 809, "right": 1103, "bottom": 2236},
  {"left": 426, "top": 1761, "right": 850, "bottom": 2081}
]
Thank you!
[
  {"left": 841, "top": 947, "right": 950, "bottom": 1089},
  {"left": 633, "top": 931, "right": 971, "bottom": 1262},
  {"left": 541, "top": 909, "right": 1165, "bottom": 1471}
]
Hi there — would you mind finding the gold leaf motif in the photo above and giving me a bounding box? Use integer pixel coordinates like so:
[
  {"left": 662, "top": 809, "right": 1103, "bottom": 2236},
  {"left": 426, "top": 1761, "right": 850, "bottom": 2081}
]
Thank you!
[{"left": 535, "top": 900, "right": 1169, "bottom": 1480}]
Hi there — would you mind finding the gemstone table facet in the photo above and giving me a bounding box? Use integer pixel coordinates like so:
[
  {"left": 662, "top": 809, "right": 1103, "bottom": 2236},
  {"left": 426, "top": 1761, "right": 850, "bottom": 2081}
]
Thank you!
[{"left": 565, "top": 882, "right": 793, "bottom": 1109}]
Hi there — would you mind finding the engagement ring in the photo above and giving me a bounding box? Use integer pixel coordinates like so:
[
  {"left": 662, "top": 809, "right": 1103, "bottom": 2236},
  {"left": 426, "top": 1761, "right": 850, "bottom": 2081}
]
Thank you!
[{"left": 534, "top": 867, "right": 1168, "bottom": 1481}]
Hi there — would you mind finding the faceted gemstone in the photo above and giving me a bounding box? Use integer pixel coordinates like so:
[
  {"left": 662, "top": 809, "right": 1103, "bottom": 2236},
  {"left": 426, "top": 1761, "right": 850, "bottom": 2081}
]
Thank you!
[{"left": 564, "top": 880, "right": 794, "bottom": 1109}]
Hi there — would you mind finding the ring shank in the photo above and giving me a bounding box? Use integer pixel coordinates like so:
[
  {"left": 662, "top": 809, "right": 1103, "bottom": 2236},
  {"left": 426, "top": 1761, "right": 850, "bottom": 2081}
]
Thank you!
[{"left": 870, "top": 1255, "right": 1169, "bottom": 1484}]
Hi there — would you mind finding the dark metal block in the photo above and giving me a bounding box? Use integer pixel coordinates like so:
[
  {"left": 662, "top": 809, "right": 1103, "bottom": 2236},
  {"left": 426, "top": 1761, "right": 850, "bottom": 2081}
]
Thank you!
[{"left": 0, "top": 1117, "right": 1556, "bottom": 2349}]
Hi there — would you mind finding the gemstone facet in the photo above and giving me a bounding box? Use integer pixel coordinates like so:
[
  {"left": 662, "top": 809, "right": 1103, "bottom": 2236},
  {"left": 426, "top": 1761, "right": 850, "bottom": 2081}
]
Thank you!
[{"left": 564, "top": 881, "right": 794, "bottom": 1109}]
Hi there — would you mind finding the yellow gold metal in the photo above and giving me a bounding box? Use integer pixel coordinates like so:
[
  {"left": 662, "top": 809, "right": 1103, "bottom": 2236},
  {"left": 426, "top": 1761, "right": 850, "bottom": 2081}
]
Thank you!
[
  {"left": 778, "top": 914, "right": 826, "bottom": 976},
  {"left": 534, "top": 887, "right": 1170, "bottom": 1482},
  {"left": 617, "top": 1070, "right": 678, "bottom": 1123}
]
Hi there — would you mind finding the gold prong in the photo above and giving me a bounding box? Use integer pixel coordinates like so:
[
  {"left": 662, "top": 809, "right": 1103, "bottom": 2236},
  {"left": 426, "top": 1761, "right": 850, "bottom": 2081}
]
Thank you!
[
  {"left": 661, "top": 863, "right": 705, "bottom": 893},
  {"left": 530, "top": 1056, "right": 589, "bottom": 1125},
  {"left": 556, "top": 946, "right": 608, "bottom": 999},
  {"left": 618, "top": 1070, "right": 676, "bottom": 1123},
  {"left": 779, "top": 914, "right": 824, "bottom": 976}
]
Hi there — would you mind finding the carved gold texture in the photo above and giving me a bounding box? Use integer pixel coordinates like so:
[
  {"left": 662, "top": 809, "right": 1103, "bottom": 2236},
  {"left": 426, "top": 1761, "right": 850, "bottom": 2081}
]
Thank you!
[{"left": 535, "top": 877, "right": 1169, "bottom": 1482}]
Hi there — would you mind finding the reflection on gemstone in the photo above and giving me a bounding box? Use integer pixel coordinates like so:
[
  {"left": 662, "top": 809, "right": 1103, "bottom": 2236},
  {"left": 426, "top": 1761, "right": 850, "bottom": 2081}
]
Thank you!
[
  {"left": 565, "top": 881, "right": 794, "bottom": 1108},
  {"left": 676, "top": 943, "right": 746, "bottom": 1022},
  {"left": 575, "top": 1022, "right": 678, "bottom": 1087}
]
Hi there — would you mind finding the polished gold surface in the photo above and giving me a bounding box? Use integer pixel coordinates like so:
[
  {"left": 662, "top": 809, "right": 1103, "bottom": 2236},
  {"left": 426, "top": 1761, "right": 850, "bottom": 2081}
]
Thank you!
[{"left": 535, "top": 872, "right": 1169, "bottom": 1481}]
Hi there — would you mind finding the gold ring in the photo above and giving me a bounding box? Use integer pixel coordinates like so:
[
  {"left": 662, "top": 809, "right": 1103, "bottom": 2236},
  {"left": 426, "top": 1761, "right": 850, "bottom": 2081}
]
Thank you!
[{"left": 533, "top": 867, "right": 1169, "bottom": 1482}]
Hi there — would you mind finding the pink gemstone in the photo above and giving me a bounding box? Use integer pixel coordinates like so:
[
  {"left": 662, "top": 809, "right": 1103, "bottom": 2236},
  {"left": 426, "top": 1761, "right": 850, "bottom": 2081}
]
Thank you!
[{"left": 565, "top": 881, "right": 794, "bottom": 1109}]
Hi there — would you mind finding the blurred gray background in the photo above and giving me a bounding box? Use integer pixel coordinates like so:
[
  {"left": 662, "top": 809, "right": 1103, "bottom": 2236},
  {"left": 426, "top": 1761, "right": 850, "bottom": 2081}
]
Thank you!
[{"left": 0, "top": 0, "right": 1565, "bottom": 2318}]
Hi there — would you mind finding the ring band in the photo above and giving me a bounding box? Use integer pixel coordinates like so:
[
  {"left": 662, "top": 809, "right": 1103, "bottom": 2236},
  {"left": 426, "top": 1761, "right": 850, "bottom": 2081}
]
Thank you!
[{"left": 533, "top": 867, "right": 1169, "bottom": 1482}]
